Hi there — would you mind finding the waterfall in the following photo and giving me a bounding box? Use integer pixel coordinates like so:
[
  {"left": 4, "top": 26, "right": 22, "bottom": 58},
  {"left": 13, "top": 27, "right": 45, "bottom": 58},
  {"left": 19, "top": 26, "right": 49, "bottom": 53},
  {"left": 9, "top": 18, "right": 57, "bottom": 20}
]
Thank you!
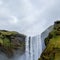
[
  {"left": 25, "top": 36, "right": 33, "bottom": 60},
  {"left": 25, "top": 35, "right": 42, "bottom": 60},
  {"left": 25, "top": 36, "right": 30, "bottom": 60},
  {"left": 31, "top": 35, "right": 42, "bottom": 60}
]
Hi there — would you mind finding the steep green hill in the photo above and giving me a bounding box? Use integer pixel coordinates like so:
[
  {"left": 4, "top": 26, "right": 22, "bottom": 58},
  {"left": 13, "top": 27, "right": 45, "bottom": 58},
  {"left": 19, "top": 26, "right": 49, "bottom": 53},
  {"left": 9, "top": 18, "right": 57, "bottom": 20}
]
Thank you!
[{"left": 39, "top": 21, "right": 60, "bottom": 60}]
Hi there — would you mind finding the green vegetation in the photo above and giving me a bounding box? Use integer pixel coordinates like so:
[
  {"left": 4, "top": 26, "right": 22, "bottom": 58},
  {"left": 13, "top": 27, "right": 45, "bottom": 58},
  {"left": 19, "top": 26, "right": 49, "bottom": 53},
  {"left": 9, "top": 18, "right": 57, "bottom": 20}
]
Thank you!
[
  {"left": 39, "top": 21, "right": 60, "bottom": 60},
  {"left": 0, "top": 30, "right": 26, "bottom": 57}
]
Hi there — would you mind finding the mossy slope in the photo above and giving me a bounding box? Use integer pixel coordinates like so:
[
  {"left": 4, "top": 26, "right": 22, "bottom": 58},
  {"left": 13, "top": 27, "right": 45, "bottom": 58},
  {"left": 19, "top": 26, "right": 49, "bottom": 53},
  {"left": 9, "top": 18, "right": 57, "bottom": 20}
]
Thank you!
[
  {"left": 0, "top": 30, "right": 26, "bottom": 57},
  {"left": 39, "top": 21, "right": 60, "bottom": 60}
]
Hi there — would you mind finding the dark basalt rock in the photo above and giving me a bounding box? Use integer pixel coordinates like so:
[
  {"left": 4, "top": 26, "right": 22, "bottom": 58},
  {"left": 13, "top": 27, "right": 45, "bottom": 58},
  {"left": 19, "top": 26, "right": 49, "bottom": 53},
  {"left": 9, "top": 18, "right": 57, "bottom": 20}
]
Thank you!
[
  {"left": 39, "top": 21, "right": 60, "bottom": 60},
  {"left": 0, "top": 30, "right": 26, "bottom": 57}
]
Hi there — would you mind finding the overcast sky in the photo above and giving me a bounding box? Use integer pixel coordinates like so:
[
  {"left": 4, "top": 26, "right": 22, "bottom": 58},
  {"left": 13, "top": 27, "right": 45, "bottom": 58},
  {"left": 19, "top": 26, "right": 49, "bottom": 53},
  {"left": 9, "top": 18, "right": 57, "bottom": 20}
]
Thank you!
[{"left": 0, "top": 0, "right": 60, "bottom": 36}]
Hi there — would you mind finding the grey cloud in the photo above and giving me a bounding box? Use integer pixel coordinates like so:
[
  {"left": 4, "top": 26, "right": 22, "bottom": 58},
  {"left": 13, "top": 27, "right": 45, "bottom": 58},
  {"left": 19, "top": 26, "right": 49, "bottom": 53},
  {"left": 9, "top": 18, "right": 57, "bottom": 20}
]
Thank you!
[{"left": 0, "top": 0, "right": 60, "bottom": 36}]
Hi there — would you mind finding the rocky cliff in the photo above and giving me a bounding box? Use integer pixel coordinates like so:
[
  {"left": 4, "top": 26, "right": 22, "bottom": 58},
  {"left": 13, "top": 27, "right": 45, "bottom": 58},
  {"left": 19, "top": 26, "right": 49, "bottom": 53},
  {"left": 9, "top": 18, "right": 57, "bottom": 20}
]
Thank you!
[
  {"left": 39, "top": 21, "right": 60, "bottom": 60},
  {"left": 41, "top": 25, "right": 53, "bottom": 51},
  {"left": 0, "top": 30, "right": 26, "bottom": 57}
]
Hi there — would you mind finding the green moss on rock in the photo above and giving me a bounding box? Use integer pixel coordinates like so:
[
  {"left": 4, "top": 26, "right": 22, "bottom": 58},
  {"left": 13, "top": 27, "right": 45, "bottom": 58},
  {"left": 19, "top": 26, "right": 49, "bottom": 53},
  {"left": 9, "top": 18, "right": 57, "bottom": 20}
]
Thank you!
[
  {"left": 39, "top": 21, "right": 60, "bottom": 60},
  {"left": 0, "top": 30, "right": 26, "bottom": 57}
]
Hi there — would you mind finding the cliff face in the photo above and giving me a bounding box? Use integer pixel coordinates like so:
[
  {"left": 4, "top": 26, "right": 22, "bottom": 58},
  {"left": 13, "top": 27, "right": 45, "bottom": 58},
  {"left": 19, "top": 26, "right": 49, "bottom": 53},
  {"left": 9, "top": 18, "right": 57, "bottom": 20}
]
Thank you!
[
  {"left": 0, "top": 30, "right": 26, "bottom": 57},
  {"left": 41, "top": 25, "right": 53, "bottom": 51},
  {"left": 39, "top": 21, "right": 60, "bottom": 60}
]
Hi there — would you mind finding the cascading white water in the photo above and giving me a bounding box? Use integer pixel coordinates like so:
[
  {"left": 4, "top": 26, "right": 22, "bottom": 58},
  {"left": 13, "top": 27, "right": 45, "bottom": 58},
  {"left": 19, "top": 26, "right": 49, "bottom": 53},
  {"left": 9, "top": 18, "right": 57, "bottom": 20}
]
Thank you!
[
  {"left": 25, "top": 35, "right": 42, "bottom": 60},
  {"left": 25, "top": 36, "right": 33, "bottom": 60},
  {"left": 29, "top": 37, "right": 33, "bottom": 60},
  {"left": 25, "top": 36, "right": 30, "bottom": 60},
  {"left": 31, "top": 35, "right": 42, "bottom": 60}
]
